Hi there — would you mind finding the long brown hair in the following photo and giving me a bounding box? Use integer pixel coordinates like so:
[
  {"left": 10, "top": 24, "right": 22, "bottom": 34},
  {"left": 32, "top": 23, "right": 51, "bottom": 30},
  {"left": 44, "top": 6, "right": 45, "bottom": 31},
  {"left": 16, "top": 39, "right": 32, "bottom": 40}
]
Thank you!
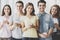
[
  {"left": 50, "top": 5, "right": 60, "bottom": 18},
  {"left": 24, "top": 2, "right": 35, "bottom": 16},
  {"left": 2, "top": 4, "right": 12, "bottom": 16},
  {"left": 59, "top": 6, "right": 60, "bottom": 18}
]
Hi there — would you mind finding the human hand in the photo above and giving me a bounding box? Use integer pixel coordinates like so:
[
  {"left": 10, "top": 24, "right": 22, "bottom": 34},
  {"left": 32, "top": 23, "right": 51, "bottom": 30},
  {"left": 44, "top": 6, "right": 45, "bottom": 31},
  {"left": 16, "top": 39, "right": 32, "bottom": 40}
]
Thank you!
[{"left": 39, "top": 32, "right": 48, "bottom": 38}]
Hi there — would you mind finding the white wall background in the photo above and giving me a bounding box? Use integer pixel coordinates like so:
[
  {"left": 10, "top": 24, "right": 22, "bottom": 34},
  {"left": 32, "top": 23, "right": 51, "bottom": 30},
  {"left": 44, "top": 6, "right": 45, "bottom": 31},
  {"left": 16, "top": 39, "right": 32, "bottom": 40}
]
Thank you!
[{"left": 0, "top": 0, "right": 60, "bottom": 15}]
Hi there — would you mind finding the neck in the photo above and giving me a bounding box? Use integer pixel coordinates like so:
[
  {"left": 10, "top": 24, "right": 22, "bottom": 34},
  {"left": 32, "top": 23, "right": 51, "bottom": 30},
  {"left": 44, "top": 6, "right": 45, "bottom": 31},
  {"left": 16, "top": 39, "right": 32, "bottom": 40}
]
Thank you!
[
  {"left": 17, "top": 11, "right": 23, "bottom": 16},
  {"left": 39, "top": 11, "right": 45, "bottom": 14},
  {"left": 4, "top": 15, "right": 9, "bottom": 18},
  {"left": 26, "top": 13, "right": 31, "bottom": 17},
  {"left": 5, "top": 15, "right": 9, "bottom": 17},
  {"left": 27, "top": 12, "right": 30, "bottom": 15},
  {"left": 53, "top": 16, "right": 58, "bottom": 18}
]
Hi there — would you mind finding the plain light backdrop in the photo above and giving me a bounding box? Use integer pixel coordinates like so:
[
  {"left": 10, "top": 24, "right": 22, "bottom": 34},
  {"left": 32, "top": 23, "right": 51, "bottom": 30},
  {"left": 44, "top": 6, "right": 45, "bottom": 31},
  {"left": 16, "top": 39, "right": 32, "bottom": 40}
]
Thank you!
[{"left": 0, "top": 0, "right": 60, "bottom": 15}]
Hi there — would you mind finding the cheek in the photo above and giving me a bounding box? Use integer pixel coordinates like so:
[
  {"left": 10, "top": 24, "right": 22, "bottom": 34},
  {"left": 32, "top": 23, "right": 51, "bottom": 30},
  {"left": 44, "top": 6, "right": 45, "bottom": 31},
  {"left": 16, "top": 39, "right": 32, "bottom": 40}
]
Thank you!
[
  {"left": 28, "top": 9, "right": 33, "bottom": 12},
  {"left": 51, "top": 10, "right": 57, "bottom": 14},
  {"left": 55, "top": 11, "right": 57, "bottom": 13},
  {"left": 26, "top": 8, "right": 30, "bottom": 12},
  {"left": 30, "top": 9, "right": 33, "bottom": 12},
  {"left": 17, "top": 7, "right": 19, "bottom": 9},
  {"left": 26, "top": 8, "right": 28, "bottom": 11},
  {"left": 4, "top": 9, "right": 7, "bottom": 13},
  {"left": 8, "top": 10, "right": 10, "bottom": 13},
  {"left": 52, "top": 11, "right": 57, "bottom": 15},
  {"left": 20, "top": 7, "right": 23, "bottom": 9}
]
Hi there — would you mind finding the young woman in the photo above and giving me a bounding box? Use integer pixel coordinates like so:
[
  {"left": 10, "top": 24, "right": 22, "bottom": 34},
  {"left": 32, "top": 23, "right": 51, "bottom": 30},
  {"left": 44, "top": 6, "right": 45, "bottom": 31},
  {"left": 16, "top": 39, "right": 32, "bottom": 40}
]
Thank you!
[
  {"left": 0, "top": 4, "right": 12, "bottom": 40},
  {"left": 11, "top": 1, "right": 24, "bottom": 40},
  {"left": 22, "top": 3, "right": 39, "bottom": 40},
  {"left": 50, "top": 5, "right": 60, "bottom": 40}
]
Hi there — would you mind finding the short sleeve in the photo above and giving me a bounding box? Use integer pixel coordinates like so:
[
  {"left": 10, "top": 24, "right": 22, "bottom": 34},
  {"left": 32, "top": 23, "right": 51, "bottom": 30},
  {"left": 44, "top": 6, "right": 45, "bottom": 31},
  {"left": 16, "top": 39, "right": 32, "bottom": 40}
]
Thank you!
[
  {"left": 49, "top": 15, "right": 54, "bottom": 29},
  {"left": 36, "top": 16, "right": 39, "bottom": 20},
  {"left": 53, "top": 18, "right": 59, "bottom": 24},
  {"left": 20, "top": 16, "right": 25, "bottom": 22},
  {"left": 35, "top": 16, "right": 39, "bottom": 21}
]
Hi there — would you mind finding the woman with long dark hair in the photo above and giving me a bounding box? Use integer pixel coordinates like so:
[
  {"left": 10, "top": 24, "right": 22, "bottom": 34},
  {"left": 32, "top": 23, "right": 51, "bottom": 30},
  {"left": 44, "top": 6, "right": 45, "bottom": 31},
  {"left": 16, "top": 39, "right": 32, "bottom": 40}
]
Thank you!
[
  {"left": 22, "top": 2, "right": 39, "bottom": 40},
  {"left": 50, "top": 5, "right": 60, "bottom": 40},
  {"left": 0, "top": 4, "right": 12, "bottom": 40}
]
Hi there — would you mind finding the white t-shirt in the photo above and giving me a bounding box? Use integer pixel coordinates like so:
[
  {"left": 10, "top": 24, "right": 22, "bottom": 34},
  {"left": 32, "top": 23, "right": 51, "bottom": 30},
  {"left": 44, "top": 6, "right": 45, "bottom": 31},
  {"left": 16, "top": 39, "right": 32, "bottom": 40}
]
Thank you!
[
  {"left": 22, "top": 16, "right": 38, "bottom": 38},
  {"left": 12, "top": 15, "right": 23, "bottom": 39},
  {"left": 53, "top": 18, "right": 59, "bottom": 32},
  {"left": 0, "top": 16, "right": 12, "bottom": 38}
]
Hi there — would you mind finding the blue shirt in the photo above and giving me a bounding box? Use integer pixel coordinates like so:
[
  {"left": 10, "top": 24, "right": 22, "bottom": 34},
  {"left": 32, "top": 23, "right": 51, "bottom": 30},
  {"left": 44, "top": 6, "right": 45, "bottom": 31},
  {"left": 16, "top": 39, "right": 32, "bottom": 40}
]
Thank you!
[{"left": 37, "top": 12, "right": 54, "bottom": 33}]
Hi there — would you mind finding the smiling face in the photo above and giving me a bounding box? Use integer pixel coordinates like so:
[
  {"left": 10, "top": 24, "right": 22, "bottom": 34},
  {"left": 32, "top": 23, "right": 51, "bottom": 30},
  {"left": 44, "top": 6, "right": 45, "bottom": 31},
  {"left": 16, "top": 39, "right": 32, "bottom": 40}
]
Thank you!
[
  {"left": 38, "top": 3, "right": 46, "bottom": 12},
  {"left": 16, "top": 3, "right": 23, "bottom": 11},
  {"left": 4, "top": 6, "right": 10, "bottom": 16},
  {"left": 26, "top": 5, "right": 33, "bottom": 14},
  {"left": 51, "top": 7, "right": 57, "bottom": 16}
]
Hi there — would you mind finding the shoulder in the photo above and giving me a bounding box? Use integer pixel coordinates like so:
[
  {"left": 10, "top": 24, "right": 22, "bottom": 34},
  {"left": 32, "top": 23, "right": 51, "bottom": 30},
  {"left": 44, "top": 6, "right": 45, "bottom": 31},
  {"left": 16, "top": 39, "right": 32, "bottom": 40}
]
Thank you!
[
  {"left": 36, "top": 13, "right": 40, "bottom": 17},
  {"left": 9, "top": 15, "right": 13, "bottom": 18},
  {"left": 20, "top": 16, "right": 26, "bottom": 21},
  {"left": 0, "top": 16, "right": 4, "bottom": 21},
  {"left": 33, "top": 16, "right": 39, "bottom": 20},
  {"left": 45, "top": 13, "right": 52, "bottom": 18},
  {"left": 45, "top": 13, "right": 51, "bottom": 16}
]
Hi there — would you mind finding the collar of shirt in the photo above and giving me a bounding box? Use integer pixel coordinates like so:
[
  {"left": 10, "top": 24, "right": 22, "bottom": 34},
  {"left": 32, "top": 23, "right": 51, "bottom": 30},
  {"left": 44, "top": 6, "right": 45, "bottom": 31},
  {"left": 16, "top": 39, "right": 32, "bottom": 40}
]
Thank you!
[{"left": 38, "top": 12, "right": 47, "bottom": 16}]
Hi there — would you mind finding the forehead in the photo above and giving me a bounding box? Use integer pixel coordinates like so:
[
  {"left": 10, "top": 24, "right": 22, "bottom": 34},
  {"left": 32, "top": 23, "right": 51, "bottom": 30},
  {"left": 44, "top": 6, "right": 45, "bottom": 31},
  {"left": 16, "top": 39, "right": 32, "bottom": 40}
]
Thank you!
[
  {"left": 39, "top": 3, "right": 46, "bottom": 5},
  {"left": 4, "top": 6, "right": 9, "bottom": 9},
  {"left": 16, "top": 3, "right": 22, "bottom": 6},
  {"left": 27, "top": 5, "right": 33, "bottom": 8},
  {"left": 52, "top": 7, "right": 57, "bottom": 9}
]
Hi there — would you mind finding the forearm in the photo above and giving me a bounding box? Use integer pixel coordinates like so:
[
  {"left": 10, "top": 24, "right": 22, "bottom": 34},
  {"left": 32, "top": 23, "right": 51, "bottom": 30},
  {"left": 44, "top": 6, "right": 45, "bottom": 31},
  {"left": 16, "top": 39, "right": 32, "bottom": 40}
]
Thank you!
[
  {"left": 22, "top": 27, "right": 27, "bottom": 32},
  {"left": 47, "top": 29, "right": 53, "bottom": 36},
  {"left": 9, "top": 25, "right": 15, "bottom": 31},
  {"left": 0, "top": 23, "right": 4, "bottom": 29},
  {"left": 57, "top": 27, "right": 60, "bottom": 30}
]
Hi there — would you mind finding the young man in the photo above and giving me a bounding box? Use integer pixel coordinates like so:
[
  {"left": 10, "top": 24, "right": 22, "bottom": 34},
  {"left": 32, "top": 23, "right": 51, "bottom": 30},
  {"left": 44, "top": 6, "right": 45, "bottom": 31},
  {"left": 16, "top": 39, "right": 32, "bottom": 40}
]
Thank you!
[
  {"left": 37, "top": 0, "right": 54, "bottom": 40},
  {"left": 11, "top": 1, "right": 24, "bottom": 40}
]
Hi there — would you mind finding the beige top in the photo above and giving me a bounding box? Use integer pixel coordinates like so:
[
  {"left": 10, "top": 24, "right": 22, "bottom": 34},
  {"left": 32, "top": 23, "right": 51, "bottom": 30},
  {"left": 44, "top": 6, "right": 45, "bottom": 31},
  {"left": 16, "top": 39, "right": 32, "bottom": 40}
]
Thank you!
[{"left": 22, "top": 16, "right": 39, "bottom": 38}]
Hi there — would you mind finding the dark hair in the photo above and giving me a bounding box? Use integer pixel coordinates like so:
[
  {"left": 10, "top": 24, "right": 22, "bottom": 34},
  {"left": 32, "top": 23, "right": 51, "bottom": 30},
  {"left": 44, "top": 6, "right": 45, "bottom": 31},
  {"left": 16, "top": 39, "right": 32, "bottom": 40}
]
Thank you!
[
  {"left": 24, "top": 2, "right": 35, "bottom": 16},
  {"left": 59, "top": 6, "right": 60, "bottom": 18},
  {"left": 50, "top": 5, "right": 60, "bottom": 18},
  {"left": 16, "top": 1, "right": 24, "bottom": 7},
  {"left": 2, "top": 4, "right": 11, "bottom": 16},
  {"left": 38, "top": 0, "right": 46, "bottom": 6}
]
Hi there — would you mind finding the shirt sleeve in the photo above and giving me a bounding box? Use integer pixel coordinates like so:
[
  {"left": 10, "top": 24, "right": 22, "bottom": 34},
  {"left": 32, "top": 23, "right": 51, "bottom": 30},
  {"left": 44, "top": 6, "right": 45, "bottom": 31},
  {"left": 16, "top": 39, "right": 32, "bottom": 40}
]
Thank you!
[
  {"left": 20, "top": 16, "right": 24, "bottom": 22},
  {"left": 49, "top": 15, "right": 54, "bottom": 29},
  {"left": 36, "top": 16, "right": 39, "bottom": 20},
  {"left": 54, "top": 18, "right": 59, "bottom": 24}
]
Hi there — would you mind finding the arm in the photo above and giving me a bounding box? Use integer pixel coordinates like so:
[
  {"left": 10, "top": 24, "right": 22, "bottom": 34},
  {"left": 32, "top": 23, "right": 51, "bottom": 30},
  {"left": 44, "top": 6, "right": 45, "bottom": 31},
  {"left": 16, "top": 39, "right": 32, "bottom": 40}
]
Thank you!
[
  {"left": 34, "top": 17, "right": 40, "bottom": 30},
  {"left": 8, "top": 16, "right": 14, "bottom": 31},
  {"left": 15, "top": 22, "right": 22, "bottom": 28},
  {"left": 39, "top": 15, "right": 54, "bottom": 38},
  {"left": 0, "top": 22, "right": 3, "bottom": 29},
  {"left": 46, "top": 15, "right": 54, "bottom": 38},
  {"left": 9, "top": 21, "right": 13, "bottom": 31},
  {"left": 54, "top": 23, "right": 60, "bottom": 30},
  {"left": 21, "top": 22, "right": 28, "bottom": 32}
]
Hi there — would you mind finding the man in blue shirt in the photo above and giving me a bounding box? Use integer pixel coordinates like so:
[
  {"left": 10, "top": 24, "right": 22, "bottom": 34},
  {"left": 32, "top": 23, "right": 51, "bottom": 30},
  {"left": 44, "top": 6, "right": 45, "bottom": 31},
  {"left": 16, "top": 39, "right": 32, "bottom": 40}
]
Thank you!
[{"left": 37, "top": 0, "right": 54, "bottom": 40}]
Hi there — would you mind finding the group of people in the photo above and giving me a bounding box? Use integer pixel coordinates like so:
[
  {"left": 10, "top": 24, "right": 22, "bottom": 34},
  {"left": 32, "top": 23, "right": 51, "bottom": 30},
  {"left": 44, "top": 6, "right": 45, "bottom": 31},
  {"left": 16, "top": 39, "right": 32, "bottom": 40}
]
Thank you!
[{"left": 0, "top": 0, "right": 60, "bottom": 40}]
